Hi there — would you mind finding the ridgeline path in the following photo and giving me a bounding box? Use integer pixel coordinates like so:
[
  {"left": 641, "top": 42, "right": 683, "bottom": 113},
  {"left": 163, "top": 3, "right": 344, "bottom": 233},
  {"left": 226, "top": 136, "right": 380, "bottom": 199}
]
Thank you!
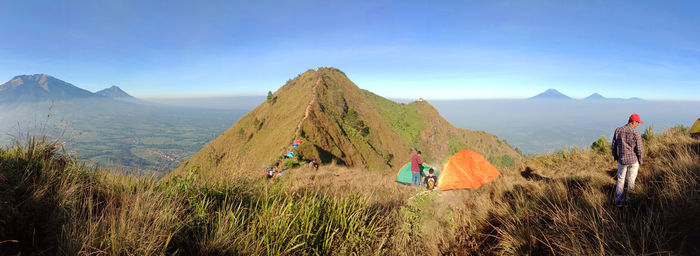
[{"left": 287, "top": 69, "right": 322, "bottom": 153}]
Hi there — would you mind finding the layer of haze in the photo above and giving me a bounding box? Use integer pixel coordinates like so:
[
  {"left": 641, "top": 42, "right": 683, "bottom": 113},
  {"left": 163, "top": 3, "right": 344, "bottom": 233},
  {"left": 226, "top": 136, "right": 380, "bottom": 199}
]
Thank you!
[{"left": 430, "top": 99, "right": 700, "bottom": 153}]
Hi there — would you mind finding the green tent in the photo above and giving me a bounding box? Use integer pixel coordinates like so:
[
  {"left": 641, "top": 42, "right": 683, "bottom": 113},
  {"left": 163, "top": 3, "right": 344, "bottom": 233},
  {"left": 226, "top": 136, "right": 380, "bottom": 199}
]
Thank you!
[{"left": 395, "top": 162, "right": 439, "bottom": 184}]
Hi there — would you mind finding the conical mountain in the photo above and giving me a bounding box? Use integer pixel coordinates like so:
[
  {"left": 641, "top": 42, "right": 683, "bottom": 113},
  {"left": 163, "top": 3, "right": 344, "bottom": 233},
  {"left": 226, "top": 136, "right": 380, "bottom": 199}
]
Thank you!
[
  {"left": 529, "top": 89, "right": 572, "bottom": 100},
  {"left": 0, "top": 74, "right": 96, "bottom": 102},
  {"left": 96, "top": 85, "right": 133, "bottom": 98},
  {"left": 584, "top": 93, "right": 606, "bottom": 100},
  {"left": 173, "top": 68, "right": 521, "bottom": 178}
]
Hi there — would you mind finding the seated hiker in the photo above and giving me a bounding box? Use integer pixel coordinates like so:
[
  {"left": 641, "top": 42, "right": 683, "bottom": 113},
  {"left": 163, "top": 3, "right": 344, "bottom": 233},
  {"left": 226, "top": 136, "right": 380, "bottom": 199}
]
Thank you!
[
  {"left": 310, "top": 158, "right": 319, "bottom": 169},
  {"left": 273, "top": 163, "right": 288, "bottom": 177},
  {"left": 283, "top": 151, "right": 295, "bottom": 159},
  {"left": 424, "top": 168, "right": 438, "bottom": 190},
  {"left": 265, "top": 166, "right": 276, "bottom": 178},
  {"left": 270, "top": 162, "right": 286, "bottom": 178}
]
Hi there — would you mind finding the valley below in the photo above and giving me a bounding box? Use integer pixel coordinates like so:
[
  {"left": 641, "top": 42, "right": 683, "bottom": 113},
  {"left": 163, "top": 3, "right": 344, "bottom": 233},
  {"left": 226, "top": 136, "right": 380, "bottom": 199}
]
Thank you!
[{"left": 0, "top": 99, "right": 249, "bottom": 175}]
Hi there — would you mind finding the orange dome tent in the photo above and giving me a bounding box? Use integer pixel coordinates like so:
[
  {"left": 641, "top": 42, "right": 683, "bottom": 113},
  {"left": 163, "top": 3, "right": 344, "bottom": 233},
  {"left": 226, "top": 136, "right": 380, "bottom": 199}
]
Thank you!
[{"left": 438, "top": 149, "right": 500, "bottom": 190}]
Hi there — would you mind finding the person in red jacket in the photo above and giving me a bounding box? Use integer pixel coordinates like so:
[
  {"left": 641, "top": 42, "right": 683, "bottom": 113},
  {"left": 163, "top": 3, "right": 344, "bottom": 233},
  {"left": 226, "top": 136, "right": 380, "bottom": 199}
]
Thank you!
[{"left": 411, "top": 151, "right": 423, "bottom": 187}]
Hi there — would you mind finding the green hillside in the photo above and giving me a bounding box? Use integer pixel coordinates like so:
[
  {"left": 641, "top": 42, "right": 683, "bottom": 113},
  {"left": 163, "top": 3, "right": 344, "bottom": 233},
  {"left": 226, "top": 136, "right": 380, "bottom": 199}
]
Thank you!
[{"left": 173, "top": 67, "right": 521, "bottom": 179}]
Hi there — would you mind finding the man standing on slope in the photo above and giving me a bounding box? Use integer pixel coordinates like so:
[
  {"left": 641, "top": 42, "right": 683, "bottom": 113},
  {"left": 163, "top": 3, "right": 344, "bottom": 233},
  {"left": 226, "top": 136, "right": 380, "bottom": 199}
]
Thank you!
[
  {"left": 611, "top": 114, "right": 644, "bottom": 207},
  {"left": 411, "top": 151, "right": 423, "bottom": 187}
]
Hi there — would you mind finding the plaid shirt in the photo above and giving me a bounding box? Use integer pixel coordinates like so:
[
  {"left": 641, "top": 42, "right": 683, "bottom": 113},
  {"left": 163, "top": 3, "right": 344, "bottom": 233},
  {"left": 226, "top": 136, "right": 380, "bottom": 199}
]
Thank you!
[
  {"left": 611, "top": 124, "right": 643, "bottom": 165},
  {"left": 411, "top": 154, "right": 423, "bottom": 172}
]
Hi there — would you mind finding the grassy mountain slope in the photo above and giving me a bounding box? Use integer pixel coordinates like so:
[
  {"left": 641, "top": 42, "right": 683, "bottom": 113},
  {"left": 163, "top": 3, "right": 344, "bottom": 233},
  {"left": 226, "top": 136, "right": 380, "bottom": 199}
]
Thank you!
[{"left": 174, "top": 67, "right": 521, "bottom": 179}]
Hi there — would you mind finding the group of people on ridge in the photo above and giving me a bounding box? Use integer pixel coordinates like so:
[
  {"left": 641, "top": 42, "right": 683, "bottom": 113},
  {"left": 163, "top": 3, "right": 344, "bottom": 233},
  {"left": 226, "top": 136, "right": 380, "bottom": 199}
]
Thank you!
[
  {"left": 410, "top": 151, "right": 438, "bottom": 190},
  {"left": 264, "top": 162, "right": 284, "bottom": 178},
  {"left": 264, "top": 158, "right": 319, "bottom": 179},
  {"left": 265, "top": 139, "right": 320, "bottom": 179},
  {"left": 265, "top": 139, "right": 320, "bottom": 178}
]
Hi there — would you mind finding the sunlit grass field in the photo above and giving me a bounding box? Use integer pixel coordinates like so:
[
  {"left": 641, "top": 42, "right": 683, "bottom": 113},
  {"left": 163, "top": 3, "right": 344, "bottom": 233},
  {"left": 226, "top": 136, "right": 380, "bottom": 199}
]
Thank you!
[{"left": 1, "top": 126, "right": 698, "bottom": 255}]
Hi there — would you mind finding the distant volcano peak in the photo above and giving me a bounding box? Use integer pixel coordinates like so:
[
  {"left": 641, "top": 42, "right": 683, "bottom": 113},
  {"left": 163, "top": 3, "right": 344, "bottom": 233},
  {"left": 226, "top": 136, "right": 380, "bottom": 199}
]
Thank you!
[
  {"left": 584, "top": 93, "right": 606, "bottom": 100},
  {"left": 529, "top": 89, "right": 572, "bottom": 100},
  {"left": 96, "top": 85, "right": 133, "bottom": 98}
]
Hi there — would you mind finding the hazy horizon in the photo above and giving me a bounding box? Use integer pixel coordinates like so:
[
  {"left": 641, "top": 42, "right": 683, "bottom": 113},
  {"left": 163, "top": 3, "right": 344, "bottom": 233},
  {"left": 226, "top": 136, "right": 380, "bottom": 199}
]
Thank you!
[
  {"left": 2, "top": 72, "right": 698, "bottom": 101},
  {"left": 5, "top": 72, "right": 696, "bottom": 101}
]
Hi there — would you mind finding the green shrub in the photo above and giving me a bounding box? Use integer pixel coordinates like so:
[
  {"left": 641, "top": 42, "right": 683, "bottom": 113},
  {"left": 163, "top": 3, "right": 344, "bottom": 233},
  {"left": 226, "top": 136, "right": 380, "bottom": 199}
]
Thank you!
[
  {"left": 384, "top": 153, "right": 394, "bottom": 166},
  {"left": 591, "top": 136, "right": 611, "bottom": 154},
  {"left": 283, "top": 159, "right": 300, "bottom": 169},
  {"left": 266, "top": 91, "right": 277, "bottom": 104},
  {"left": 558, "top": 147, "right": 569, "bottom": 159},
  {"left": 514, "top": 147, "right": 523, "bottom": 156},
  {"left": 489, "top": 155, "right": 516, "bottom": 168},
  {"left": 669, "top": 124, "right": 687, "bottom": 134},
  {"left": 448, "top": 136, "right": 468, "bottom": 156},
  {"left": 642, "top": 125, "right": 654, "bottom": 141},
  {"left": 343, "top": 108, "right": 370, "bottom": 138}
]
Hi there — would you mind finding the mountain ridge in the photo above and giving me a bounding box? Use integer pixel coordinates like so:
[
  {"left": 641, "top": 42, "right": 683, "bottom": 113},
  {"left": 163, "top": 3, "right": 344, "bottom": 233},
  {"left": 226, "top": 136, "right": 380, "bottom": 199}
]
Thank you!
[
  {"left": 173, "top": 67, "right": 522, "bottom": 179},
  {"left": 0, "top": 74, "right": 96, "bottom": 102},
  {"left": 0, "top": 74, "right": 141, "bottom": 103}
]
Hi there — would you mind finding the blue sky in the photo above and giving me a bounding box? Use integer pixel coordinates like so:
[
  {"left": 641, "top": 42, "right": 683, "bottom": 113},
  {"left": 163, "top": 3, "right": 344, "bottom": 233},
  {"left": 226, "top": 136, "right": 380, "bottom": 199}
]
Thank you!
[{"left": 1, "top": 0, "right": 699, "bottom": 99}]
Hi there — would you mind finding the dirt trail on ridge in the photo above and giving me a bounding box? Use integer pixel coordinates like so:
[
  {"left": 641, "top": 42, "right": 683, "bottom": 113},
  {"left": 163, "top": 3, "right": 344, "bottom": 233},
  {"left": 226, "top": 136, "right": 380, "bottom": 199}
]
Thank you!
[{"left": 291, "top": 69, "right": 321, "bottom": 143}]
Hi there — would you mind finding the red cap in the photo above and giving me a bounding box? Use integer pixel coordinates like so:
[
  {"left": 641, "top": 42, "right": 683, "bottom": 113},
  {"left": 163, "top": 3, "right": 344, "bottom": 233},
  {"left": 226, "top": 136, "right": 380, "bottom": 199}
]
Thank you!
[{"left": 629, "top": 113, "right": 643, "bottom": 124}]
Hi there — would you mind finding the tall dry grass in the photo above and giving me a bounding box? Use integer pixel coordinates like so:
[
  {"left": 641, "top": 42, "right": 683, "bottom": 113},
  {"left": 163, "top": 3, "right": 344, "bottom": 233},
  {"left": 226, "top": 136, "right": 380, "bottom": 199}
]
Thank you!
[
  {"left": 1, "top": 127, "right": 698, "bottom": 255},
  {"left": 0, "top": 137, "right": 391, "bottom": 255},
  {"left": 451, "top": 126, "right": 700, "bottom": 255}
]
